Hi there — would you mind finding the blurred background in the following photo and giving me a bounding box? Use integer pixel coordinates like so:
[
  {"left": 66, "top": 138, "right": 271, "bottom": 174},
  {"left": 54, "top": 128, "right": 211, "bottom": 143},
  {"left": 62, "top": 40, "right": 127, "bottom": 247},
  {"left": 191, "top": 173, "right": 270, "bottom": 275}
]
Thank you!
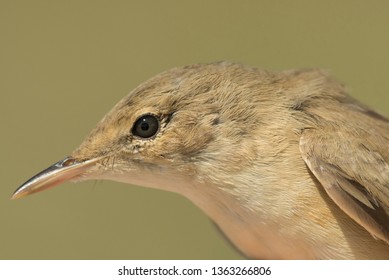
[{"left": 1, "top": 1, "right": 389, "bottom": 259}]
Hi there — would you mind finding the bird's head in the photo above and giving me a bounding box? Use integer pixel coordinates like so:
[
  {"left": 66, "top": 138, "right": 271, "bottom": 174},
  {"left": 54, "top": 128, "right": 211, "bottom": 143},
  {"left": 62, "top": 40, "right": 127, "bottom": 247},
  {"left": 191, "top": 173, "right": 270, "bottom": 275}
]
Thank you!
[{"left": 13, "top": 62, "right": 279, "bottom": 199}]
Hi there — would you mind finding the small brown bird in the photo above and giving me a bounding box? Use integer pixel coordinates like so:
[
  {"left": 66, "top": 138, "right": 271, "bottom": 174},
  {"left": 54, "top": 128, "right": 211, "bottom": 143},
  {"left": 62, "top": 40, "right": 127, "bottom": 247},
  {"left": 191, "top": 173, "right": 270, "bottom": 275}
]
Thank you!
[{"left": 13, "top": 62, "right": 389, "bottom": 259}]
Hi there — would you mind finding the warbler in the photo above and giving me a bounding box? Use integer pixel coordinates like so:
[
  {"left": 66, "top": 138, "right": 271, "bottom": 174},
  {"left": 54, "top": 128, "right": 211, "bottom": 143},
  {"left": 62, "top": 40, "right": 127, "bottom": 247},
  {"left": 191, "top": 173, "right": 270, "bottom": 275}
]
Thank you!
[{"left": 13, "top": 62, "right": 389, "bottom": 259}]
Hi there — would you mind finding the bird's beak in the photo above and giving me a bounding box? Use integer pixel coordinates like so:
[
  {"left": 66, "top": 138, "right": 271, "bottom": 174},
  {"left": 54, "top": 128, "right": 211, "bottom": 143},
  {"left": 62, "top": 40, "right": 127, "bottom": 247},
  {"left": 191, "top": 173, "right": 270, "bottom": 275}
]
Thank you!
[{"left": 12, "top": 157, "right": 100, "bottom": 199}]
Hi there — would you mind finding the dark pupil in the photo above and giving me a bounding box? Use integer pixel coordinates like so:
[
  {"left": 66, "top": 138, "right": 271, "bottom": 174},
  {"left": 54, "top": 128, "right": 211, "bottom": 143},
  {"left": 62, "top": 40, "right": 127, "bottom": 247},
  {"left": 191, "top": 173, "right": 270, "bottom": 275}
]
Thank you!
[
  {"left": 140, "top": 121, "right": 149, "bottom": 131},
  {"left": 133, "top": 115, "right": 159, "bottom": 138}
]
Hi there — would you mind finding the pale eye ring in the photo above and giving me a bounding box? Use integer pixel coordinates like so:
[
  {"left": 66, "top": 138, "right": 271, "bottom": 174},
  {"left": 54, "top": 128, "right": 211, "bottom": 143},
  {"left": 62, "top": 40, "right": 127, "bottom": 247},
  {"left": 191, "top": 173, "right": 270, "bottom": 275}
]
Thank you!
[{"left": 132, "top": 114, "right": 160, "bottom": 138}]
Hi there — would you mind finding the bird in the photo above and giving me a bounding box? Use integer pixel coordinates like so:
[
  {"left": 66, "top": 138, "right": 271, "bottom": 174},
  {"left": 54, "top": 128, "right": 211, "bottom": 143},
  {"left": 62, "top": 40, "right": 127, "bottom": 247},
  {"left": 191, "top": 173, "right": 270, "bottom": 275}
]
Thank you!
[{"left": 13, "top": 62, "right": 389, "bottom": 259}]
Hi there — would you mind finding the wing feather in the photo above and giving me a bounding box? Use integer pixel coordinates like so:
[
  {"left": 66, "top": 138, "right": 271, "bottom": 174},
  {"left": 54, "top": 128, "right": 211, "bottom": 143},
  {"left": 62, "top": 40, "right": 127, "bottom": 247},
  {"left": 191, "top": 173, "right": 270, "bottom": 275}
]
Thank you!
[{"left": 300, "top": 128, "right": 389, "bottom": 243}]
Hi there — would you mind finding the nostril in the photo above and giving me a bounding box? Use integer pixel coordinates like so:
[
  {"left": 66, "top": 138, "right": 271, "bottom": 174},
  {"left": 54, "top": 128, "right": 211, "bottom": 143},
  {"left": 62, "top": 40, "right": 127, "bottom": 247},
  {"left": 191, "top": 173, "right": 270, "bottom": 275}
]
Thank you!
[{"left": 60, "top": 157, "right": 77, "bottom": 167}]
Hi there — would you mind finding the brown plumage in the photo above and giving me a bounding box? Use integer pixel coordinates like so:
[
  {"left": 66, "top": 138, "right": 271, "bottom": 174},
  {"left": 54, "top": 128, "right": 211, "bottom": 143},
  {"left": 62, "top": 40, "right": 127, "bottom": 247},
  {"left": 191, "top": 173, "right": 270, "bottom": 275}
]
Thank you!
[{"left": 13, "top": 62, "right": 389, "bottom": 259}]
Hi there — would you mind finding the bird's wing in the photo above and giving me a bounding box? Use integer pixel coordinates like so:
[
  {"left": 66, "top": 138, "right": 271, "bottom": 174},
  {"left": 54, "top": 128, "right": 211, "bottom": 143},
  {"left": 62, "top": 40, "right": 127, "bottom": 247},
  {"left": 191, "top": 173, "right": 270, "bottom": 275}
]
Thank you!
[{"left": 299, "top": 127, "right": 389, "bottom": 243}]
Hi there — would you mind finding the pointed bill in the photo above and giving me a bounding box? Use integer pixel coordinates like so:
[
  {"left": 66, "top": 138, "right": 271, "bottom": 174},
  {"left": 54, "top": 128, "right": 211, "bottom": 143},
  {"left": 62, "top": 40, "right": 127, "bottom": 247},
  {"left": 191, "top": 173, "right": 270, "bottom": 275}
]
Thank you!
[{"left": 12, "top": 157, "right": 99, "bottom": 199}]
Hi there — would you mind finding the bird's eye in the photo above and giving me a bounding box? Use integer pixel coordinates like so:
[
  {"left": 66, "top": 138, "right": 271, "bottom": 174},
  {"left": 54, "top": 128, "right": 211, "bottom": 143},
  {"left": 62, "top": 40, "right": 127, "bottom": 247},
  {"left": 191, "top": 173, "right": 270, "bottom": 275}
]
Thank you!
[{"left": 132, "top": 114, "right": 160, "bottom": 138}]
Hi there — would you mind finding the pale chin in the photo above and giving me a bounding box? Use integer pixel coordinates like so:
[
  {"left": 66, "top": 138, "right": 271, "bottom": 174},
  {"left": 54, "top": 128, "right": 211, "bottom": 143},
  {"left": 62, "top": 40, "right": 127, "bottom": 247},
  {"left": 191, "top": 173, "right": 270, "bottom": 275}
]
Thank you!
[{"left": 74, "top": 167, "right": 196, "bottom": 195}]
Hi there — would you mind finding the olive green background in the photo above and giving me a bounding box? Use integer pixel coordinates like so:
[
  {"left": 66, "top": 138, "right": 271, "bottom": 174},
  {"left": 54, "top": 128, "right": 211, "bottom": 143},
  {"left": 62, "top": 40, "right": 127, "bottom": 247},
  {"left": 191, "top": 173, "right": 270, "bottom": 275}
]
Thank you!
[{"left": 1, "top": 1, "right": 389, "bottom": 259}]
